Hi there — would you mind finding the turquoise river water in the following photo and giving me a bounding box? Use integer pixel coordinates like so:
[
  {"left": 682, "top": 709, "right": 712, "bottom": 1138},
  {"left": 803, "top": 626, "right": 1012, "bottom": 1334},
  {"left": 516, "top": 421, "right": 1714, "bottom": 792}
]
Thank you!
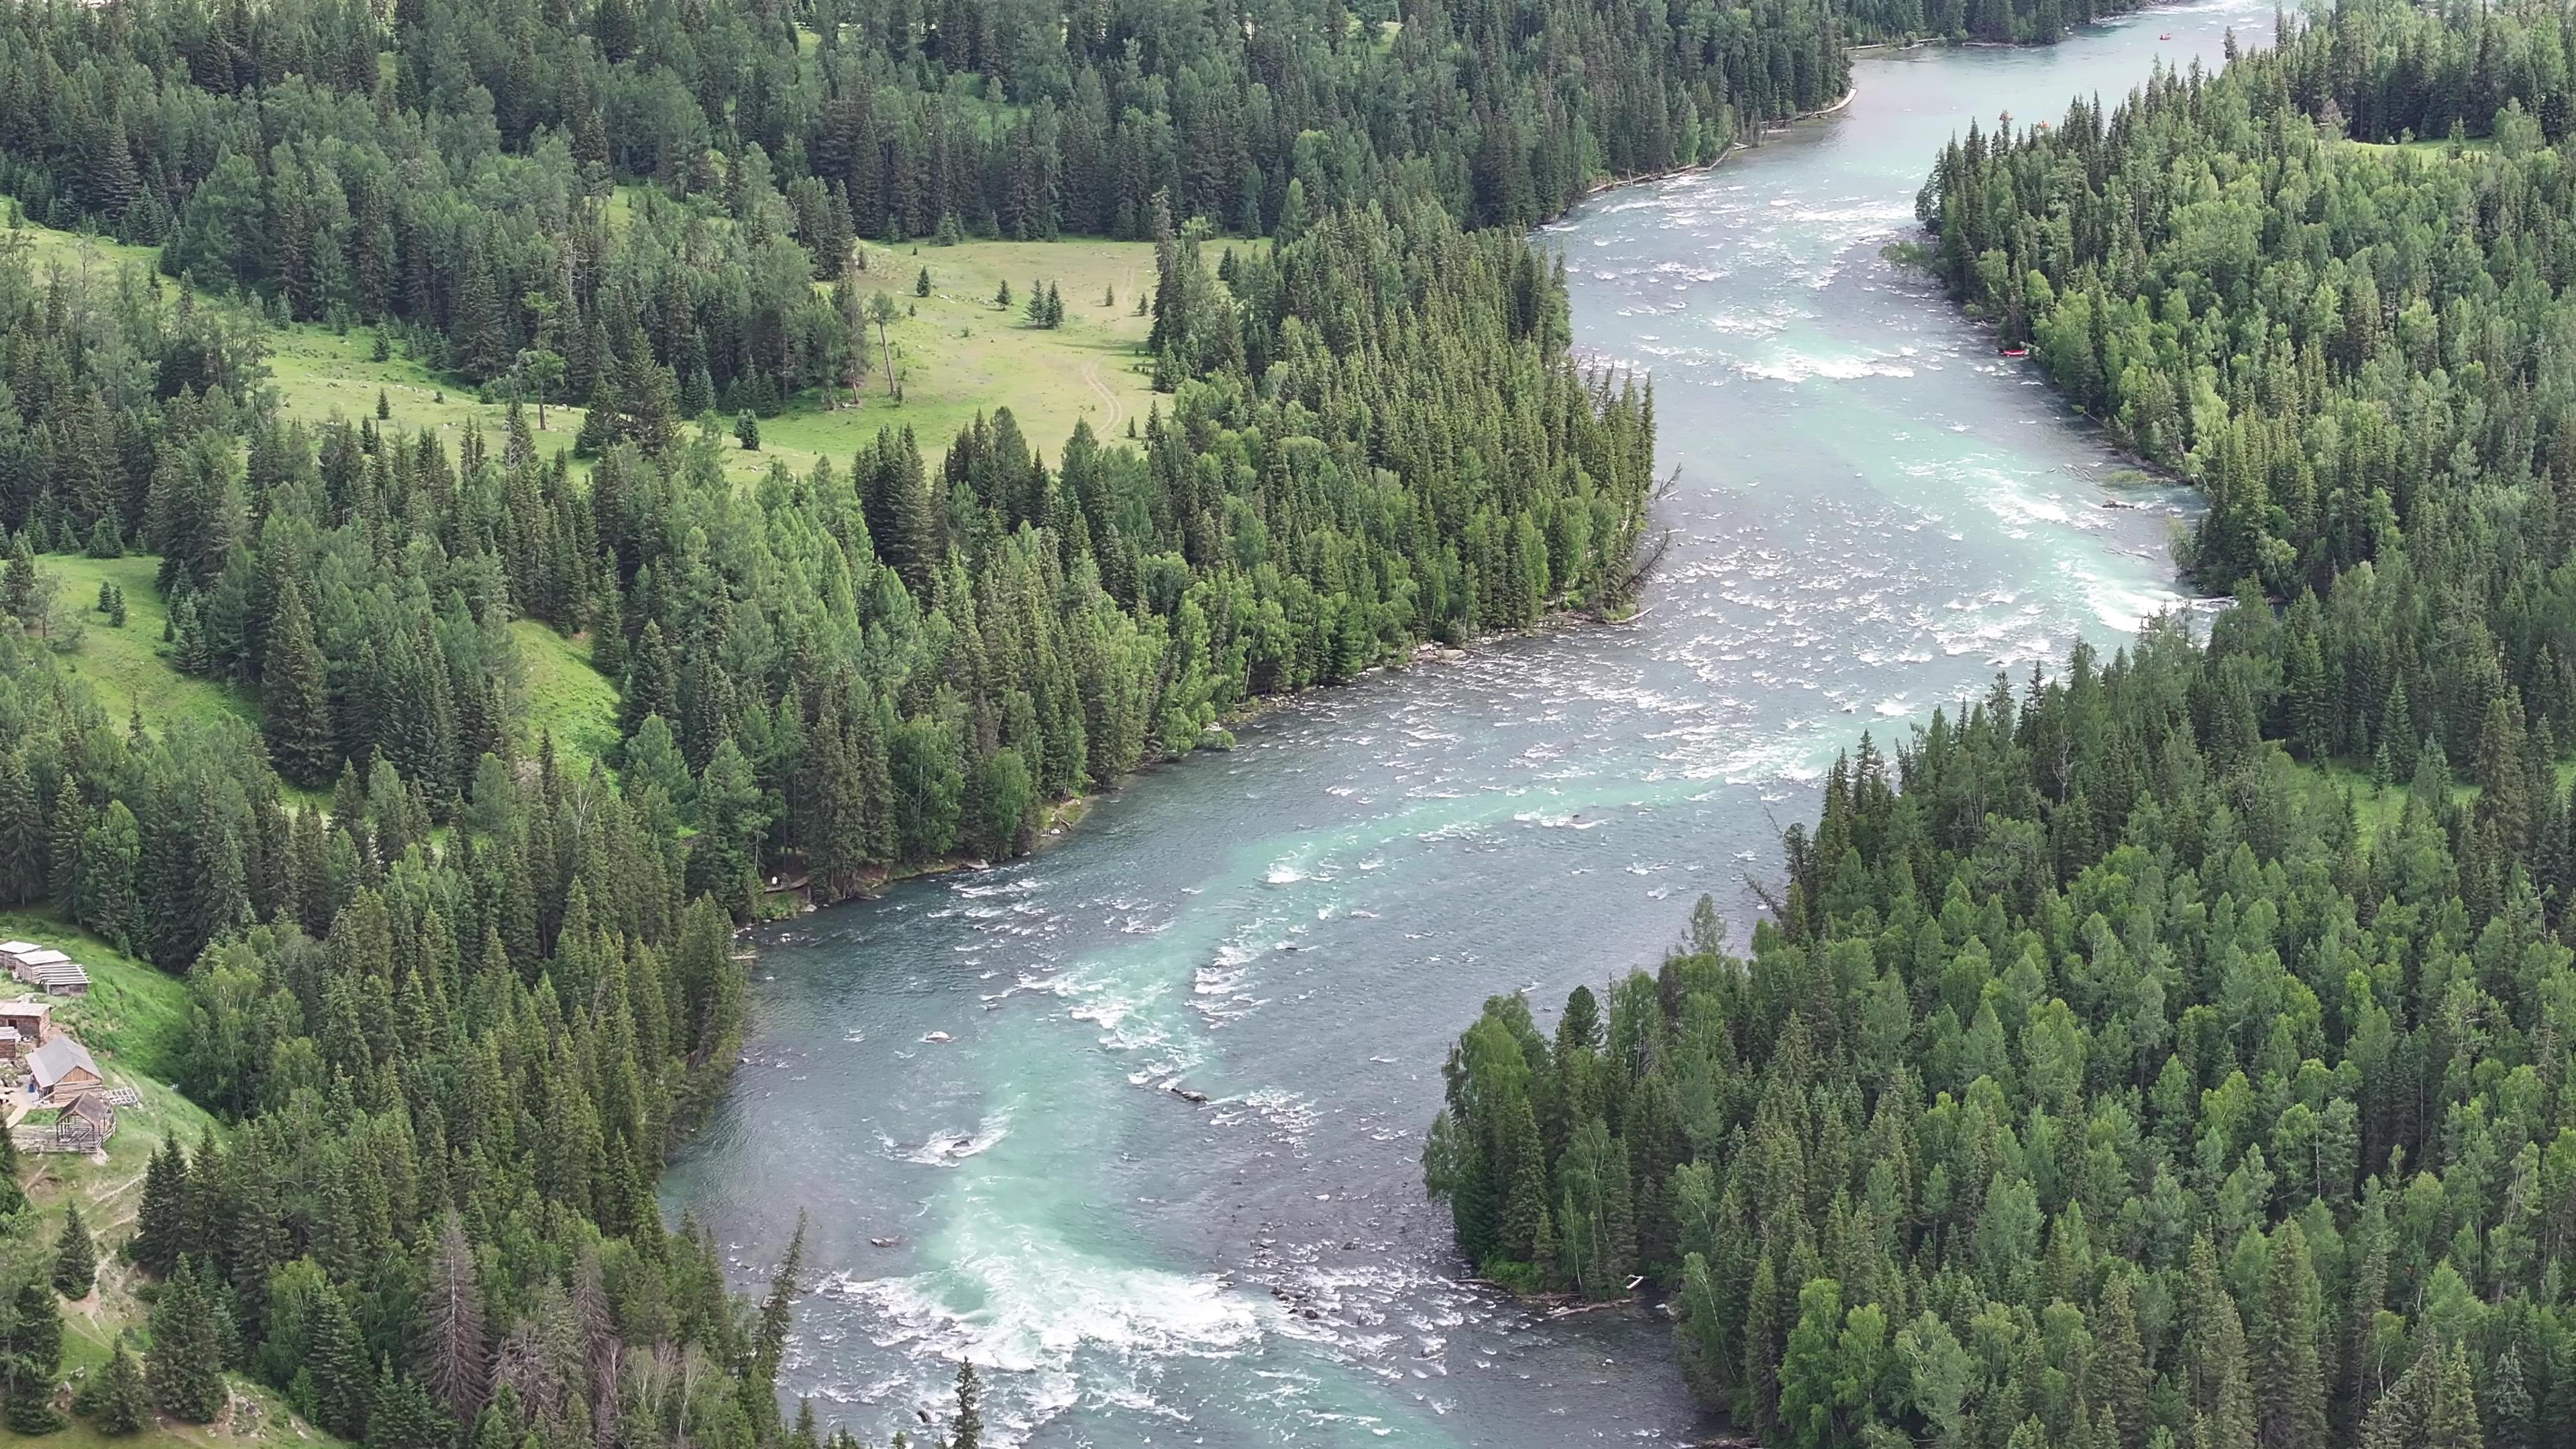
[{"left": 661, "top": 8, "right": 2269, "bottom": 1442}]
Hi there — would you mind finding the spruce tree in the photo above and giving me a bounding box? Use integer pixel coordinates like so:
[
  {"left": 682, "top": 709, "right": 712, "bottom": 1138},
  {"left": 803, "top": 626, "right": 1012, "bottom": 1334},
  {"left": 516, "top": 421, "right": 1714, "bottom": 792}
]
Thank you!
[
  {"left": 2425, "top": 1344, "right": 2483, "bottom": 1449},
  {"left": 51, "top": 1203, "right": 94, "bottom": 1298},
  {"left": 3, "top": 1277, "right": 64, "bottom": 1433},
  {"left": 131, "top": 1138, "right": 186, "bottom": 1277},
  {"left": 264, "top": 588, "right": 338, "bottom": 788},
  {"left": 47, "top": 784, "right": 83, "bottom": 918},
  {"left": 2254, "top": 1220, "right": 2327, "bottom": 1449},
  {"left": 364, "top": 1360, "right": 450, "bottom": 1449},
  {"left": 415, "top": 1216, "right": 486, "bottom": 1424},
  {"left": 949, "top": 1361, "right": 981, "bottom": 1449},
  {"left": 2092, "top": 1272, "right": 2151, "bottom": 1449},
  {"left": 146, "top": 1257, "right": 225, "bottom": 1422},
  {"left": 2182, "top": 1234, "right": 2258, "bottom": 1449},
  {"left": 0, "top": 753, "right": 38, "bottom": 906},
  {"left": 0, "top": 1120, "right": 21, "bottom": 1218},
  {"left": 309, "top": 1285, "right": 370, "bottom": 1439},
  {"left": 82, "top": 1342, "right": 148, "bottom": 1435}
]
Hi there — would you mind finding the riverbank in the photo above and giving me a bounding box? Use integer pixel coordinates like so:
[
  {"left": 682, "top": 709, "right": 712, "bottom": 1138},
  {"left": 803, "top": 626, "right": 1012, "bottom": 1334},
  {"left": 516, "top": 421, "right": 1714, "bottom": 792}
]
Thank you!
[
  {"left": 663, "top": 7, "right": 2250, "bottom": 1442},
  {"left": 769, "top": 604, "right": 1645, "bottom": 918},
  {"left": 1569, "top": 78, "right": 1860, "bottom": 208}
]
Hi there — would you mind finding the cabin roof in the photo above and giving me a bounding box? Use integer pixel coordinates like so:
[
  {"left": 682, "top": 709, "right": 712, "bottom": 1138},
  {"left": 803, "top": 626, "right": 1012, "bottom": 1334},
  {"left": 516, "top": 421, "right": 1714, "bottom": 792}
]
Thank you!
[{"left": 26, "top": 1036, "right": 97, "bottom": 1089}]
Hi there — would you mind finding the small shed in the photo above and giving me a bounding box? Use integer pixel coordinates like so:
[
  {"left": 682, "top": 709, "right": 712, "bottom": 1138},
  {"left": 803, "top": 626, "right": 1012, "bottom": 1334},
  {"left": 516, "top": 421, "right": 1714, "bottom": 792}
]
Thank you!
[
  {"left": 0, "top": 943, "right": 39, "bottom": 971},
  {"left": 30, "top": 963, "right": 87, "bottom": 998},
  {"left": 0, "top": 1002, "right": 52, "bottom": 1057},
  {"left": 25, "top": 1036, "right": 100, "bottom": 1102},
  {"left": 5, "top": 947, "right": 68, "bottom": 983},
  {"left": 53, "top": 1093, "right": 115, "bottom": 1151}
]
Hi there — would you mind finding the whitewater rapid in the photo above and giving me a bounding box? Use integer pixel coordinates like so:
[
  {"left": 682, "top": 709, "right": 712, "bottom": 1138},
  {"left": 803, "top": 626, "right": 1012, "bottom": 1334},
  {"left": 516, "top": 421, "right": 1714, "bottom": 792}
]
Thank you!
[{"left": 661, "top": 7, "right": 2265, "bottom": 1442}]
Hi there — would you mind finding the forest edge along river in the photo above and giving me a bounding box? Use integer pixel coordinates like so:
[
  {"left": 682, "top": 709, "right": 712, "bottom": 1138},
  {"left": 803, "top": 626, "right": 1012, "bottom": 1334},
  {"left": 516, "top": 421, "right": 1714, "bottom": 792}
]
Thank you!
[{"left": 659, "top": 6, "right": 2265, "bottom": 1444}]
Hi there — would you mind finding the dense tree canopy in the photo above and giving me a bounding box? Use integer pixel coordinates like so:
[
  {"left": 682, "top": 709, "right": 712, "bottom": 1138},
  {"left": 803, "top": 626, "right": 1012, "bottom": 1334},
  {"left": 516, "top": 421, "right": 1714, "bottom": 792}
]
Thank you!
[{"left": 1427, "top": 2, "right": 2576, "bottom": 1444}]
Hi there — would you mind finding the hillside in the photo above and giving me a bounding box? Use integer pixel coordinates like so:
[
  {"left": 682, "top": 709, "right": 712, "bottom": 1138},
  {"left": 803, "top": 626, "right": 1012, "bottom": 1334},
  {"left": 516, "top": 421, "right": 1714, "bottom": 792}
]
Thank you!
[{"left": 0, "top": 917, "right": 335, "bottom": 1449}]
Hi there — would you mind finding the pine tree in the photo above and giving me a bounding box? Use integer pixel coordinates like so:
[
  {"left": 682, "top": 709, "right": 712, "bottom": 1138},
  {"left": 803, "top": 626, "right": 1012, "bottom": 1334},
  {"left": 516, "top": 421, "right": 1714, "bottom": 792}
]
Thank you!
[
  {"left": 146, "top": 1256, "right": 226, "bottom": 1422},
  {"left": 754, "top": 1213, "right": 807, "bottom": 1385},
  {"left": 82, "top": 1342, "right": 148, "bottom": 1435},
  {"left": 621, "top": 622, "right": 678, "bottom": 735},
  {"left": 0, "top": 1122, "right": 22, "bottom": 1218},
  {"left": 52, "top": 1203, "right": 95, "bottom": 1298},
  {"left": 2093, "top": 1272, "right": 2152, "bottom": 1449},
  {"left": 416, "top": 1216, "right": 486, "bottom": 1424},
  {"left": 365, "top": 1360, "right": 451, "bottom": 1449},
  {"left": 2426, "top": 1344, "right": 2484, "bottom": 1449},
  {"left": 949, "top": 1362, "right": 981, "bottom": 1449},
  {"left": 0, "top": 754, "right": 38, "bottom": 907},
  {"left": 264, "top": 588, "right": 338, "bottom": 787},
  {"left": 2254, "top": 1220, "right": 2327, "bottom": 1449},
  {"left": 309, "top": 1285, "right": 370, "bottom": 1439},
  {"left": 2184, "top": 1234, "right": 2258, "bottom": 1449},
  {"left": 47, "top": 784, "right": 84, "bottom": 918},
  {"left": 4, "top": 1277, "right": 64, "bottom": 1433},
  {"left": 131, "top": 1138, "right": 186, "bottom": 1277}
]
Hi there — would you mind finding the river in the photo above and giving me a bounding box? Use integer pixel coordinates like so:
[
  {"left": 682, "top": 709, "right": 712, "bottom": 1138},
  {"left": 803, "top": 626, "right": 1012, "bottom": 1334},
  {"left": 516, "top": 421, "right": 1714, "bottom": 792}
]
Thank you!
[{"left": 659, "top": 7, "right": 2266, "bottom": 1443}]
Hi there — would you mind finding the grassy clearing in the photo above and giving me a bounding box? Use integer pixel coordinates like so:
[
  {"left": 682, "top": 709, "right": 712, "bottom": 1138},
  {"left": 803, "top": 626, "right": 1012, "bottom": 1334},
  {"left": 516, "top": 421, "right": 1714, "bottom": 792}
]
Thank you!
[
  {"left": 31, "top": 555, "right": 261, "bottom": 737},
  {"left": 796, "top": 237, "right": 1163, "bottom": 470},
  {"left": 250, "top": 229, "right": 1163, "bottom": 486},
  {"left": 1, "top": 205, "right": 1159, "bottom": 816},
  {"left": 514, "top": 620, "right": 621, "bottom": 773},
  {"left": 4, "top": 197, "right": 1163, "bottom": 488},
  {"left": 2347, "top": 134, "right": 2499, "bottom": 160},
  {"left": 0, "top": 912, "right": 201, "bottom": 1106},
  {"left": 263, "top": 323, "right": 588, "bottom": 458},
  {"left": 0, "top": 214, "right": 158, "bottom": 279},
  {"left": 2304, "top": 757, "right": 2576, "bottom": 840}
]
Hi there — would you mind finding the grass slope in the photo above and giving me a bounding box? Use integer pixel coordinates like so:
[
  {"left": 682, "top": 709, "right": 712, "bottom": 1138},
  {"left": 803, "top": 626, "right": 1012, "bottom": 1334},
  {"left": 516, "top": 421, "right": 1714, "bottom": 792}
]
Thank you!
[
  {"left": 32, "top": 556, "right": 259, "bottom": 738},
  {"left": 786, "top": 238, "right": 1162, "bottom": 469},
  {"left": 514, "top": 620, "right": 621, "bottom": 773},
  {"left": 7, "top": 203, "right": 1161, "bottom": 492},
  {"left": 5, "top": 207, "right": 1161, "bottom": 789}
]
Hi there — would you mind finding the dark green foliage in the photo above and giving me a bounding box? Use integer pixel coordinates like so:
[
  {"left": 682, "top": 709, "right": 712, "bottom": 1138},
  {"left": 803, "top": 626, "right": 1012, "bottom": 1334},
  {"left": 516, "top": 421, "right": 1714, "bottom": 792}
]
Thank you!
[
  {"left": 364, "top": 1358, "right": 451, "bottom": 1449},
  {"left": 0, "top": 1276, "right": 64, "bottom": 1434},
  {"left": 0, "top": 1114, "right": 20, "bottom": 1218},
  {"left": 1923, "top": 0, "right": 2576, "bottom": 788},
  {"left": 50, "top": 1203, "right": 93, "bottom": 1298},
  {"left": 263, "top": 586, "right": 337, "bottom": 788},
  {"left": 1429, "top": 9, "right": 2576, "bottom": 1437},
  {"left": 948, "top": 1362, "right": 981, "bottom": 1449},
  {"left": 146, "top": 1256, "right": 227, "bottom": 1422},
  {"left": 129, "top": 1138, "right": 185, "bottom": 1277},
  {"left": 76, "top": 1342, "right": 150, "bottom": 1435}
]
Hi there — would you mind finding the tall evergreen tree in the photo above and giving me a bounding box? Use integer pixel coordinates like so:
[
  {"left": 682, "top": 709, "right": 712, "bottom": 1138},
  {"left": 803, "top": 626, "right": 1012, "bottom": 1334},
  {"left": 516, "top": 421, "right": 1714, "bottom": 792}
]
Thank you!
[{"left": 51, "top": 1203, "right": 95, "bottom": 1298}]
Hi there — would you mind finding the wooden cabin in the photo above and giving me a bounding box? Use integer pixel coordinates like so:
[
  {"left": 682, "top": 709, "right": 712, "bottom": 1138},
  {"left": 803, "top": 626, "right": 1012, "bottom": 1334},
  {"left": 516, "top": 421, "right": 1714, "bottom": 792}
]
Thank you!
[
  {"left": 0, "top": 944, "right": 88, "bottom": 998},
  {"left": 24, "top": 1036, "right": 101, "bottom": 1103},
  {"left": 0, "top": 1001, "right": 54, "bottom": 1058}
]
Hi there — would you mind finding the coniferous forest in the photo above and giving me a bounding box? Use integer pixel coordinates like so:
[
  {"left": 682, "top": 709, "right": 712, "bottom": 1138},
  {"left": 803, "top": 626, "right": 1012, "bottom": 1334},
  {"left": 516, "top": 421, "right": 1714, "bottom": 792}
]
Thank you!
[
  {"left": 0, "top": 0, "right": 2275, "bottom": 1428},
  {"left": 1426, "top": 1, "right": 2576, "bottom": 1446},
  {"left": 0, "top": 0, "right": 1951, "bottom": 1426}
]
